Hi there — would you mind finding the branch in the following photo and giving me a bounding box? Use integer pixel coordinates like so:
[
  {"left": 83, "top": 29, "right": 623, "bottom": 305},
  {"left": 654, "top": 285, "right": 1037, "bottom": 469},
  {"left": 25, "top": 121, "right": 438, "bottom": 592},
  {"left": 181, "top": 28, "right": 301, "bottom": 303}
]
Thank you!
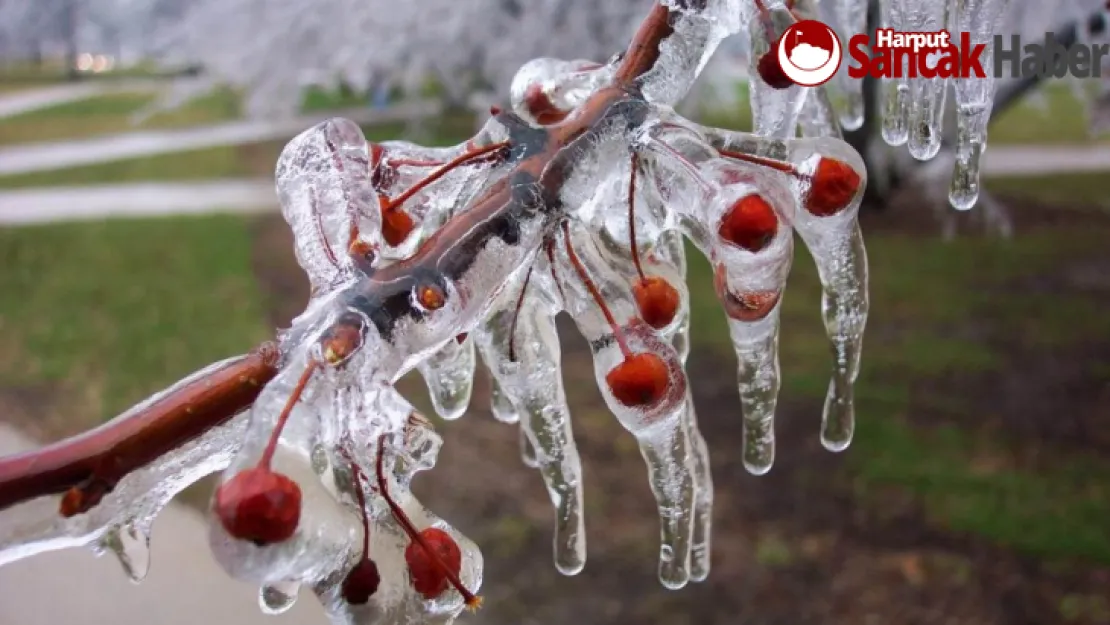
[{"left": 0, "top": 343, "right": 279, "bottom": 515}]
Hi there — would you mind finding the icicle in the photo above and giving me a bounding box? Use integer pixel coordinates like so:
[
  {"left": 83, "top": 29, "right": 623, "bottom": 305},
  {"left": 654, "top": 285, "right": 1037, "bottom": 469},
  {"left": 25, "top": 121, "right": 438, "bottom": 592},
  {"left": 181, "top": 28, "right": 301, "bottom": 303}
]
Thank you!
[
  {"left": 748, "top": 5, "right": 808, "bottom": 139},
  {"left": 830, "top": 0, "right": 869, "bottom": 130},
  {"left": 906, "top": 0, "right": 952, "bottom": 160},
  {"left": 473, "top": 288, "right": 587, "bottom": 576},
  {"left": 948, "top": 0, "right": 1012, "bottom": 210},
  {"left": 879, "top": 0, "right": 911, "bottom": 146},
  {"left": 416, "top": 337, "right": 476, "bottom": 421},
  {"left": 556, "top": 222, "right": 694, "bottom": 590}
]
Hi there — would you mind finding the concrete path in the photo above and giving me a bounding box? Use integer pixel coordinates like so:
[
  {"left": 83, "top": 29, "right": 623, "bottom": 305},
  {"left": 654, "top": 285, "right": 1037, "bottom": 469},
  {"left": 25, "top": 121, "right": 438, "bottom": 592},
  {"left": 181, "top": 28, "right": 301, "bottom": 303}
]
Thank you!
[
  {"left": 0, "top": 422, "right": 327, "bottom": 625},
  {"left": 0, "top": 80, "right": 161, "bottom": 120},
  {"left": 0, "top": 100, "right": 443, "bottom": 177},
  {"left": 0, "top": 141, "right": 1106, "bottom": 226},
  {"left": 0, "top": 180, "right": 276, "bottom": 225}
]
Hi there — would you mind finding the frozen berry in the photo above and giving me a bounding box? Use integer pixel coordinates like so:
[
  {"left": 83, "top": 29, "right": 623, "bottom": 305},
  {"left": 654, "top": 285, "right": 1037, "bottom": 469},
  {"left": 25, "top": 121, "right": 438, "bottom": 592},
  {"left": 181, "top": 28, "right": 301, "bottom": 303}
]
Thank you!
[
  {"left": 606, "top": 352, "right": 670, "bottom": 408},
  {"left": 342, "top": 558, "right": 381, "bottom": 605},
  {"left": 718, "top": 194, "right": 778, "bottom": 252},
  {"left": 806, "top": 157, "right": 861, "bottom": 217},
  {"left": 757, "top": 52, "right": 793, "bottom": 89},
  {"left": 214, "top": 467, "right": 301, "bottom": 545},
  {"left": 633, "top": 276, "right": 680, "bottom": 329},
  {"left": 405, "top": 528, "right": 462, "bottom": 599},
  {"left": 381, "top": 207, "right": 415, "bottom": 246}
]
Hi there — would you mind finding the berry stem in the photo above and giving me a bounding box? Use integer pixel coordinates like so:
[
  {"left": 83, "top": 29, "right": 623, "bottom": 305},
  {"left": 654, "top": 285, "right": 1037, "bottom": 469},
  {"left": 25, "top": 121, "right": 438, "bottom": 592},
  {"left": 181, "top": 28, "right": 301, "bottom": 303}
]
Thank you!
[
  {"left": 374, "top": 436, "right": 480, "bottom": 608},
  {"left": 560, "top": 221, "right": 633, "bottom": 359},
  {"left": 259, "top": 362, "right": 319, "bottom": 470},
  {"left": 751, "top": 0, "right": 779, "bottom": 43},
  {"left": 545, "top": 241, "right": 566, "bottom": 303},
  {"left": 382, "top": 142, "right": 510, "bottom": 214},
  {"left": 387, "top": 158, "right": 445, "bottom": 168},
  {"left": 716, "top": 148, "right": 804, "bottom": 178},
  {"left": 627, "top": 152, "right": 647, "bottom": 282},
  {"left": 507, "top": 264, "right": 534, "bottom": 362},
  {"left": 339, "top": 447, "right": 372, "bottom": 557},
  {"left": 310, "top": 194, "right": 341, "bottom": 270}
]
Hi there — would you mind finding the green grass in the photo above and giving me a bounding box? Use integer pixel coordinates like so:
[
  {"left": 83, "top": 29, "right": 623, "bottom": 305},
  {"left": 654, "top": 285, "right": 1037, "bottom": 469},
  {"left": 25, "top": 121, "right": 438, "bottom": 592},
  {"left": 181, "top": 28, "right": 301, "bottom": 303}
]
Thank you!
[
  {"left": 685, "top": 219, "right": 1110, "bottom": 564},
  {"left": 0, "top": 117, "right": 473, "bottom": 189},
  {"left": 0, "top": 214, "right": 271, "bottom": 423},
  {"left": 0, "top": 88, "right": 241, "bottom": 146}
]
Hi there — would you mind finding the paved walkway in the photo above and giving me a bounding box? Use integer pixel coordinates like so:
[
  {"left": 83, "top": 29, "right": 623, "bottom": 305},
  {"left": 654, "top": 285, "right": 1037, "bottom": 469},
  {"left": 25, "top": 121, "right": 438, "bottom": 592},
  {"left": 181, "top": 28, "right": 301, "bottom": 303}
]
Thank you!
[
  {"left": 0, "top": 100, "right": 442, "bottom": 177},
  {"left": 0, "top": 80, "right": 162, "bottom": 120},
  {"left": 0, "top": 423, "right": 326, "bottom": 625},
  {"left": 0, "top": 141, "right": 1106, "bottom": 225},
  {"left": 0, "top": 180, "right": 275, "bottom": 225}
]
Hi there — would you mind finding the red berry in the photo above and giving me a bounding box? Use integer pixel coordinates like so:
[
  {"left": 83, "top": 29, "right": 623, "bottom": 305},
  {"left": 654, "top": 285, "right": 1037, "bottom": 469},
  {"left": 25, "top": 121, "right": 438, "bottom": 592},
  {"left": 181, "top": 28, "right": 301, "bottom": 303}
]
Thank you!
[
  {"left": 805, "top": 157, "right": 861, "bottom": 217},
  {"left": 524, "top": 84, "right": 569, "bottom": 125},
  {"left": 718, "top": 194, "right": 778, "bottom": 252},
  {"left": 214, "top": 467, "right": 302, "bottom": 545},
  {"left": 606, "top": 352, "right": 670, "bottom": 408},
  {"left": 342, "top": 558, "right": 381, "bottom": 605},
  {"left": 633, "top": 276, "right": 680, "bottom": 330},
  {"left": 381, "top": 206, "right": 415, "bottom": 246},
  {"left": 405, "top": 528, "right": 462, "bottom": 599},
  {"left": 757, "top": 52, "right": 794, "bottom": 89}
]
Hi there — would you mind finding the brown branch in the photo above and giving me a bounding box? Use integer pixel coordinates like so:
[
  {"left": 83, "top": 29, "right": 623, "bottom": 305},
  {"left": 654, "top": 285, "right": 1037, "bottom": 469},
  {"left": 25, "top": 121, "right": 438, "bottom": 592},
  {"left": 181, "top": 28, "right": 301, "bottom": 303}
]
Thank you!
[
  {"left": 0, "top": 342, "right": 280, "bottom": 515},
  {"left": 613, "top": 2, "right": 675, "bottom": 86}
]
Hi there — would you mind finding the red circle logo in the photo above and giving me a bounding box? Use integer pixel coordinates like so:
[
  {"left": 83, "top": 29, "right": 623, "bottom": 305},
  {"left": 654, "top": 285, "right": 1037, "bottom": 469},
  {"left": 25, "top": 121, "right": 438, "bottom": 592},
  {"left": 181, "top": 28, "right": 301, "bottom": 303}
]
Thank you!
[{"left": 776, "top": 20, "right": 842, "bottom": 87}]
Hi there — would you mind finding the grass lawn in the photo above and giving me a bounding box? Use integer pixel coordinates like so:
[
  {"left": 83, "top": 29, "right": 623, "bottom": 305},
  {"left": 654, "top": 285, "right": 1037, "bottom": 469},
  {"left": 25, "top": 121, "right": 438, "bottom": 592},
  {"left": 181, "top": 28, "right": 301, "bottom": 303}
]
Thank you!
[{"left": 0, "top": 214, "right": 271, "bottom": 426}]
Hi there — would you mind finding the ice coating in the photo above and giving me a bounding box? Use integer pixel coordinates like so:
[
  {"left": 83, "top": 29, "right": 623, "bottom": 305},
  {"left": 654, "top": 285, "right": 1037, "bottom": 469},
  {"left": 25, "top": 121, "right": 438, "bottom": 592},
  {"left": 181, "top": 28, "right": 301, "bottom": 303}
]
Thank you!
[{"left": 0, "top": 3, "right": 874, "bottom": 622}]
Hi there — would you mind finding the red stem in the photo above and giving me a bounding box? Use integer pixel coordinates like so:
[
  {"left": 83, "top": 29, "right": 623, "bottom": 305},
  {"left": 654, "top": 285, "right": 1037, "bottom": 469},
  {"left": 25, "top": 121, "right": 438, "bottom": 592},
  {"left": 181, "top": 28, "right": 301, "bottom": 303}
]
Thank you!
[
  {"left": 560, "top": 222, "right": 632, "bottom": 359},
  {"left": 716, "top": 148, "right": 803, "bottom": 178},
  {"left": 627, "top": 152, "right": 646, "bottom": 282},
  {"left": 382, "top": 142, "right": 510, "bottom": 214},
  {"left": 507, "top": 265, "right": 534, "bottom": 362},
  {"left": 259, "top": 362, "right": 318, "bottom": 470}
]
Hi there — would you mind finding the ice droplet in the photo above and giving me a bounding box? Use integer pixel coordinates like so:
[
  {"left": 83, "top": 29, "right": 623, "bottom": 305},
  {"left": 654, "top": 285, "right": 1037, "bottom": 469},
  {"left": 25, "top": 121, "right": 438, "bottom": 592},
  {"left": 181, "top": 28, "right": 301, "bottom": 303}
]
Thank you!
[
  {"left": 102, "top": 521, "right": 151, "bottom": 583},
  {"left": 260, "top": 580, "right": 301, "bottom": 614},
  {"left": 519, "top": 427, "right": 539, "bottom": 468}
]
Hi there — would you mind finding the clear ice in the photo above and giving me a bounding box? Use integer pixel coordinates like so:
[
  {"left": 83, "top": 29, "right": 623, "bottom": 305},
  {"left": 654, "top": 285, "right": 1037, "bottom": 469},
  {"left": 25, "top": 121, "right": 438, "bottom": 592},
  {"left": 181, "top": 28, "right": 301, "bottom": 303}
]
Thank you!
[{"left": 0, "top": 2, "right": 876, "bottom": 624}]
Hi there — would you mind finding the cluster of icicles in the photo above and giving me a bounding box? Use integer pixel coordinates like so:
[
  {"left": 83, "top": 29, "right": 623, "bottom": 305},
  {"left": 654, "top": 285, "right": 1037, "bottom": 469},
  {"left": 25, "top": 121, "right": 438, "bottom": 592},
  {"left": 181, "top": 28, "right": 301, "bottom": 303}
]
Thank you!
[
  {"left": 0, "top": 2, "right": 874, "bottom": 624},
  {"left": 802, "top": 0, "right": 1017, "bottom": 210}
]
